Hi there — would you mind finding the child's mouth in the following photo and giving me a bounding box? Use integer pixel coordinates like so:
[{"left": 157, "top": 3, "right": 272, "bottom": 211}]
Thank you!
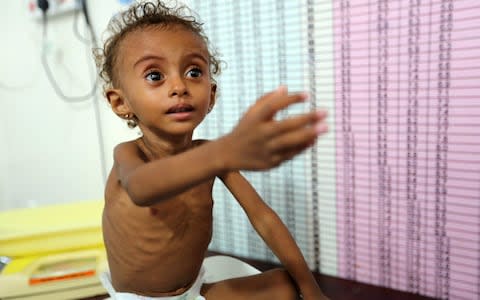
[
  {"left": 166, "top": 104, "right": 195, "bottom": 121},
  {"left": 166, "top": 104, "right": 194, "bottom": 114}
]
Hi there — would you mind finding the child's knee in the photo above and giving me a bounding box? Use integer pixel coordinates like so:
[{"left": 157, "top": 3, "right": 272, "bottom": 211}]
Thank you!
[{"left": 269, "top": 268, "right": 299, "bottom": 300}]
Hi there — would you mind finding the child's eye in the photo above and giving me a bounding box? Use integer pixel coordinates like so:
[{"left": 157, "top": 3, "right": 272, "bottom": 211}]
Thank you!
[
  {"left": 146, "top": 71, "right": 163, "bottom": 82},
  {"left": 186, "top": 68, "right": 202, "bottom": 78}
]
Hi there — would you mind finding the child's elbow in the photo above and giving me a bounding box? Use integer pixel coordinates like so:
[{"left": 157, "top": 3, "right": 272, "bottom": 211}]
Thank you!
[{"left": 123, "top": 176, "right": 154, "bottom": 207}]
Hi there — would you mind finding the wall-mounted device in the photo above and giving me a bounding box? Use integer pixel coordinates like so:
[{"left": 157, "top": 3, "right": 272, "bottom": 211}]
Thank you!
[{"left": 27, "top": 0, "right": 81, "bottom": 19}]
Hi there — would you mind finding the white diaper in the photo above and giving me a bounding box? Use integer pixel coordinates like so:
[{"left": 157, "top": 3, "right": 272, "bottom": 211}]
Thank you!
[{"left": 99, "top": 267, "right": 206, "bottom": 300}]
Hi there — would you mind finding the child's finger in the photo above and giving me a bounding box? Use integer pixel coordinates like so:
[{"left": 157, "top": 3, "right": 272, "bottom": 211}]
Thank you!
[
  {"left": 255, "top": 87, "right": 308, "bottom": 121},
  {"left": 265, "top": 110, "right": 328, "bottom": 138},
  {"left": 267, "top": 124, "right": 327, "bottom": 153},
  {"left": 281, "top": 144, "right": 313, "bottom": 162},
  {"left": 272, "top": 136, "right": 317, "bottom": 164}
]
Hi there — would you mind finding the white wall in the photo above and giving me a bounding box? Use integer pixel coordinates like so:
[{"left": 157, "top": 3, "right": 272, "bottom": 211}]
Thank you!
[{"left": 0, "top": 1, "right": 137, "bottom": 210}]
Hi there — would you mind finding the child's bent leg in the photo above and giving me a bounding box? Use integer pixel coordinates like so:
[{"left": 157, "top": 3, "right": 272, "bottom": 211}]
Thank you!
[{"left": 200, "top": 268, "right": 299, "bottom": 300}]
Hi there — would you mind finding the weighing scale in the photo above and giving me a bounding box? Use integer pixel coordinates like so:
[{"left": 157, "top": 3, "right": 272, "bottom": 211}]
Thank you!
[{"left": 0, "top": 200, "right": 108, "bottom": 299}]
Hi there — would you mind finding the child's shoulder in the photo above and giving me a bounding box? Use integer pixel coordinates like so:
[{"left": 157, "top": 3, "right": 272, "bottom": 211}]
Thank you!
[
  {"left": 113, "top": 138, "right": 146, "bottom": 162},
  {"left": 114, "top": 139, "right": 140, "bottom": 153}
]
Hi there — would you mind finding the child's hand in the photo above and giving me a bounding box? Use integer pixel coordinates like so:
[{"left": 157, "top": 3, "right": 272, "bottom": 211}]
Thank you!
[{"left": 220, "top": 86, "right": 328, "bottom": 171}]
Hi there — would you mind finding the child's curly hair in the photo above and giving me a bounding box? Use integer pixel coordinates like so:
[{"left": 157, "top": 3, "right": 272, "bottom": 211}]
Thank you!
[{"left": 94, "top": 0, "right": 221, "bottom": 127}]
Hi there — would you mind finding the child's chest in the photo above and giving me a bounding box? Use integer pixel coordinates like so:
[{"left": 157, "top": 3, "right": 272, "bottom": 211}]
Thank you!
[{"left": 146, "top": 180, "right": 214, "bottom": 227}]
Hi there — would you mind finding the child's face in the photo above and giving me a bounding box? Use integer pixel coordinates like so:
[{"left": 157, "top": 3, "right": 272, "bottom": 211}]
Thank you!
[{"left": 107, "top": 25, "right": 216, "bottom": 137}]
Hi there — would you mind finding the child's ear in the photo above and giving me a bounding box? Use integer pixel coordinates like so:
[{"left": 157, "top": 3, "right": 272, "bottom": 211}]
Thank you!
[
  {"left": 208, "top": 83, "right": 217, "bottom": 113},
  {"left": 106, "top": 88, "right": 132, "bottom": 118}
]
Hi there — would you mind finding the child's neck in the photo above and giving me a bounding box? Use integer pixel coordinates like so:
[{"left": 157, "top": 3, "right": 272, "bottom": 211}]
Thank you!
[{"left": 138, "top": 133, "right": 193, "bottom": 160}]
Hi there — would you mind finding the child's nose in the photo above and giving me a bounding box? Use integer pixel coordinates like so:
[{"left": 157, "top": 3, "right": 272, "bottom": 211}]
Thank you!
[{"left": 168, "top": 76, "right": 189, "bottom": 97}]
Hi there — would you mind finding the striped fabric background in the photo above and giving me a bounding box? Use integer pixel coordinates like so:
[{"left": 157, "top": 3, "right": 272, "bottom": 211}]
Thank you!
[{"left": 186, "top": 1, "right": 480, "bottom": 299}]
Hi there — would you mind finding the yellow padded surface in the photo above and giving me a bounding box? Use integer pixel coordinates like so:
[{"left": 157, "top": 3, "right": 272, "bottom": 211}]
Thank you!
[{"left": 0, "top": 200, "right": 104, "bottom": 258}]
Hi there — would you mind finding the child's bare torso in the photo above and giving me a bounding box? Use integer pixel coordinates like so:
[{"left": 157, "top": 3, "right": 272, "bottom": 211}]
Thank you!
[{"left": 102, "top": 142, "right": 215, "bottom": 296}]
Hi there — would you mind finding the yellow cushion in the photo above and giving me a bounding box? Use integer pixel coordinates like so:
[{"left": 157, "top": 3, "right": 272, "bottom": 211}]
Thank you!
[{"left": 0, "top": 200, "right": 104, "bottom": 258}]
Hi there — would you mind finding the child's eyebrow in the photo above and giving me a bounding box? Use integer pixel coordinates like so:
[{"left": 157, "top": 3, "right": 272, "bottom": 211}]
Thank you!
[
  {"left": 133, "top": 55, "right": 166, "bottom": 68},
  {"left": 182, "top": 52, "right": 209, "bottom": 64},
  {"left": 132, "top": 52, "right": 208, "bottom": 69}
]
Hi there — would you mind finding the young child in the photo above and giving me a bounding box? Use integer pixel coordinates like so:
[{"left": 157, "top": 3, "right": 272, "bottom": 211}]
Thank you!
[{"left": 96, "top": 1, "right": 329, "bottom": 299}]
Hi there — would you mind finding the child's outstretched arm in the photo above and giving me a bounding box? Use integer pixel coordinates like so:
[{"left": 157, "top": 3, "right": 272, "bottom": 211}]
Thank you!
[
  {"left": 220, "top": 171, "right": 329, "bottom": 300},
  {"left": 114, "top": 86, "right": 327, "bottom": 207}
]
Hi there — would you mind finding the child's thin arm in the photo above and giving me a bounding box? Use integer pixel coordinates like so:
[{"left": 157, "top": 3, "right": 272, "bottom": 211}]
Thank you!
[
  {"left": 112, "top": 139, "right": 225, "bottom": 206},
  {"left": 220, "top": 171, "right": 329, "bottom": 300},
  {"left": 114, "top": 87, "right": 327, "bottom": 207}
]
